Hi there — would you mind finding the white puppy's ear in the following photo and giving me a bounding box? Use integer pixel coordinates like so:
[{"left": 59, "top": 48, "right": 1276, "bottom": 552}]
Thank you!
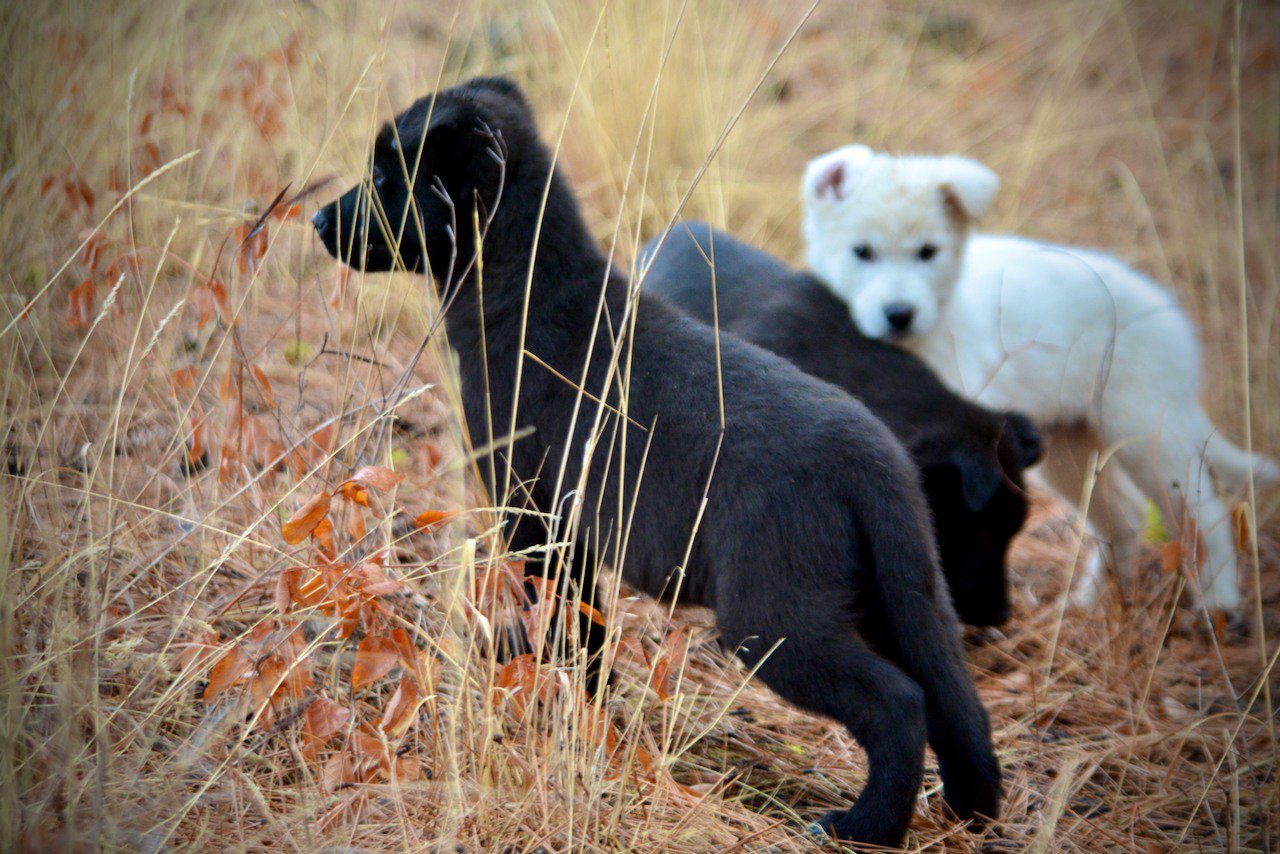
[
  {"left": 803, "top": 144, "right": 873, "bottom": 203},
  {"left": 935, "top": 156, "right": 999, "bottom": 221}
]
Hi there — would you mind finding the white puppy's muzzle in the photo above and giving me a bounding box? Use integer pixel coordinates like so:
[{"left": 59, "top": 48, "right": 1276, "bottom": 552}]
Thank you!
[{"left": 849, "top": 274, "right": 939, "bottom": 339}]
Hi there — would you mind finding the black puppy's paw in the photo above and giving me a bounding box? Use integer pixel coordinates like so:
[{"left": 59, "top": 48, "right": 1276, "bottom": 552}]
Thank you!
[
  {"left": 937, "top": 756, "right": 1001, "bottom": 826},
  {"left": 810, "top": 806, "right": 904, "bottom": 849}
]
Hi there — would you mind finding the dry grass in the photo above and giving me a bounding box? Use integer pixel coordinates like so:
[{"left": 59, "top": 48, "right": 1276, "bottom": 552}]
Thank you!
[{"left": 2, "top": 0, "right": 1279, "bottom": 850}]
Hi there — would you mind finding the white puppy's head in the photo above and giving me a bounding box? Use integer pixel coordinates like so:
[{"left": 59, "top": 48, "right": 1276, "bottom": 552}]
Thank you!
[{"left": 802, "top": 144, "right": 998, "bottom": 339}]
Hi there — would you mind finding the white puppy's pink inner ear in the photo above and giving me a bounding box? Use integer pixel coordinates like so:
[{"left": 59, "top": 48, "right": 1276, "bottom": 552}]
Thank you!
[{"left": 814, "top": 162, "right": 847, "bottom": 201}]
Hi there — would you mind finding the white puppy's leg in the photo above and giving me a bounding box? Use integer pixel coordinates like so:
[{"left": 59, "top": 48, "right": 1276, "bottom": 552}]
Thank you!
[
  {"left": 1036, "top": 424, "right": 1147, "bottom": 606},
  {"left": 1105, "top": 412, "right": 1242, "bottom": 615}
]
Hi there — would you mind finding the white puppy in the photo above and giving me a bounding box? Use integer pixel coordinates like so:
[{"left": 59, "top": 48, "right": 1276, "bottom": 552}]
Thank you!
[{"left": 802, "top": 144, "right": 1278, "bottom": 615}]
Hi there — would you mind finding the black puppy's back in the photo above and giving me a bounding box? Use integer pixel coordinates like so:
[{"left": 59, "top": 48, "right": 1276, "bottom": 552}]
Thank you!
[{"left": 641, "top": 222, "right": 1042, "bottom": 627}]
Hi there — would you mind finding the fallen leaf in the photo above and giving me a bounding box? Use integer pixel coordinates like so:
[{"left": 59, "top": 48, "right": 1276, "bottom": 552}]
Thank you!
[
  {"left": 313, "top": 517, "right": 335, "bottom": 556},
  {"left": 66, "top": 278, "right": 95, "bottom": 329},
  {"left": 346, "top": 507, "right": 366, "bottom": 542},
  {"left": 281, "top": 492, "right": 331, "bottom": 544},
  {"left": 1233, "top": 503, "right": 1253, "bottom": 553},
  {"left": 379, "top": 676, "right": 425, "bottom": 738},
  {"left": 352, "top": 635, "right": 398, "bottom": 689},
  {"left": 321, "top": 750, "right": 356, "bottom": 793},
  {"left": 303, "top": 697, "right": 351, "bottom": 759},
  {"left": 351, "top": 465, "right": 404, "bottom": 492},
  {"left": 414, "top": 509, "right": 457, "bottom": 530},
  {"left": 249, "top": 363, "right": 274, "bottom": 407},
  {"left": 337, "top": 481, "right": 371, "bottom": 507},
  {"left": 651, "top": 625, "right": 692, "bottom": 702},
  {"left": 203, "top": 645, "right": 253, "bottom": 702},
  {"left": 171, "top": 366, "right": 198, "bottom": 391},
  {"left": 578, "top": 601, "right": 606, "bottom": 627}
]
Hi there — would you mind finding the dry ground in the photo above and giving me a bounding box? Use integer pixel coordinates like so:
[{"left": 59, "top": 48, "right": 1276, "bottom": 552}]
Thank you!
[{"left": 2, "top": 1, "right": 1279, "bottom": 851}]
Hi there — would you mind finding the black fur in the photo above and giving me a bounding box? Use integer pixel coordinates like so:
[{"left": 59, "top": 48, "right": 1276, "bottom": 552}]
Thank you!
[
  {"left": 314, "top": 77, "right": 1000, "bottom": 847},
  {"left": 641, "top": 223, "right": 1043, "bottom": 627}
]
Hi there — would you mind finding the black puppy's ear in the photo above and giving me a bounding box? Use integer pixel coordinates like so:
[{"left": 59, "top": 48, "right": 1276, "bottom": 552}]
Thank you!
[
  {"left": 1001, "top": 411, "right": 1043, "bottom": 469},
  {"left": 469, "top": 76, "right": 531, "bottom": 106},
  {"left": 925, "top": 453, "right": 1002, "bottom": 514}
]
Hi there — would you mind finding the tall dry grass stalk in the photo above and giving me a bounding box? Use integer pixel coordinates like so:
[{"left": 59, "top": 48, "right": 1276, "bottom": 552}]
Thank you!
[{"left": 1, "top": 1, "right": 1277, "bottom": 851}]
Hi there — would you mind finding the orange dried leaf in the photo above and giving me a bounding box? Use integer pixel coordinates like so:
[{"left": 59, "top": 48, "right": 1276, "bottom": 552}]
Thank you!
[
  {"left": 379, "top": 677, "right": 425, "bottom": 738},
  {"left": 187, "top": 413, "right": 208, "bottom": 465},
  {"left": 577, "top": 601, "right": 606, "bottom": 627},
  {"left": 72, "top": 177, "right": 95, "bottom": 211},
  {"left": 171, "top": 366, "right": 198, "bottom": 391},
  {"left": 303, "top": 696, "right": 351, "bottom": 759},
  {"left": 390, "top": 756, "right": 422, "bottom": 783},
  {"left": 79, "top": 229, "right": 107, "bottom": 271},
  {"left": 321, "top": 751, "right": 356, "bottom": 793},
  {"left": 1233, "top": 503, "right": 1253, "bottom": 553},
  {"left": 281, "top": 492, "right": 331, "bottom": 545},
  {"left": 650, "top": 625, "right": 692, "bottom": 702},
  {"left": 414, "top": 509, "right": 457, "bottom": 530},
  {"left": 203, "top": 645, "right": 253, "bottom": 702},
  {"left": 138, "top": 140, "right": 162, "bottom": 177},
  {"left": 351, "top": 465, "right": 405, "bottom": 492},
  {"left": 337, "top": 481, "right": 371, "bottom": 507},
  {"left": 346, "top": 507, "right": 366, "bottom": 542},
  {"left": 107, "top": 165, "right": 126, "bottom": 194},
  {"left": 271, "top": 203, "right": 302, "bottom": 221},
  {"left": 421, "top": 441, "right": 444, "bottom": 472},
  {"left": 1160, "top": 541, "right": 1182, "bottom": 575},
  {"left": 352, "top": 635, "right": 398, "bottom": 689},
  {"left": 66, "top": 278, "right": 95, "bottom": 329},
  {"left": 249, "top": 363, "right": 275, "bottom": 407},
  {"left": 313, "top": 517, "right": 335, "bottom": 555},
  {"left": 359, "top": 562, "right": 400, "bottom": 597},
  {"left": 209, "top": 280, "right": 232, "bottom": 325},
  {"left": 494, "top": 653, "right": 544, "bottom": 716},
  {"left": 292, "top": 567, "right": 332, "bottom": 609}
]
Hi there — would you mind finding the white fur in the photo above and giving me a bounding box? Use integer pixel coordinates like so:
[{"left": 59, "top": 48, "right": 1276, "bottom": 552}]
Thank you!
[{"left": 802, "top": 146, "right": 1279, "bottom": 615}]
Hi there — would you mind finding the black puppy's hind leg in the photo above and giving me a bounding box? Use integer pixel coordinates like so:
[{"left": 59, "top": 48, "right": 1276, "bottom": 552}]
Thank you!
[
  {"left": 855, "top": 475, "right": 1003, "bottom": 826},
  {"left": 526, "top": 539, "right": 610, "bottom": 696},
  {"left": 730, "top": 623, "right": 927, "bottom": 848}
]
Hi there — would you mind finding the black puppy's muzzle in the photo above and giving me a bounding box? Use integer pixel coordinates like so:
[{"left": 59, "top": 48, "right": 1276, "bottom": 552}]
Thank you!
[
  {"left": 311, "top": 198, "right": 379, "bottom": 268},
  {"left": 308, "top": 207, "right": 332, "bottom": 250},
  {"left": 312, "top": 190, "right": 420, "bottom": 273}
]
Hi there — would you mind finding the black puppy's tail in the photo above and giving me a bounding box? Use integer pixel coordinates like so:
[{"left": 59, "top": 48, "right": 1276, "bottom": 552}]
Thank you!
[{"left": 862, "top": 473, "right": 1002, "bottom": 824}]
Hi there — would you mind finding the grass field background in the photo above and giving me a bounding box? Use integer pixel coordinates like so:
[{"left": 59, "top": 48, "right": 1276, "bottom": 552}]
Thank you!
[{"left": 2, "top": 1, "right": 1279, "bottom": 850}]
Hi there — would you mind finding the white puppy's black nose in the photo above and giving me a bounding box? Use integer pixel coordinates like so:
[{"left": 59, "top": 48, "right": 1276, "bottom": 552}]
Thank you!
[{"left": 884, "top": 302, "right": 915, "bottom": 332}]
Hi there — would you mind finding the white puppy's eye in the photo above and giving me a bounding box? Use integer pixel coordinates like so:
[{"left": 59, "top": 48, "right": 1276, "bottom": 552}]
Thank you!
[
  {"left": 372, "top": 168, "right": 387, "bottom": 189},
  {"left": 853, "top": 244, "right": 875, "bottom": 262},
  {"left": 918, "top": 244, "right": 938, "bottom": 261}
]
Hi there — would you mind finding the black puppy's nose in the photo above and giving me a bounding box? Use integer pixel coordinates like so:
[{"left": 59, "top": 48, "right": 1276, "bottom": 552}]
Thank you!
[
  {"left": 884, "top": 302, "right": 915, "bottom": 332},
  {"left": 311, "top": 207, "right": 330, "bottom": 234}
]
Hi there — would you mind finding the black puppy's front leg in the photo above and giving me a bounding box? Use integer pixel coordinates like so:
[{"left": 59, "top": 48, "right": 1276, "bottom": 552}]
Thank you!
[
  {"left": 530, "top": 539, "right": 609, "bottom": 696},
  {"left": 506, "top": 522, "right": 609, "bottom": 695}
]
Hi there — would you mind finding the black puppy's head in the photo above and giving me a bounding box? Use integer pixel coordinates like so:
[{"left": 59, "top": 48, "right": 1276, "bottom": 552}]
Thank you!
[
  {"left": 313, "top": 76, "right": 542, "bottom": 283},
  {"left": 921, "top": 409, "right": 1042, "bottom": 626}
]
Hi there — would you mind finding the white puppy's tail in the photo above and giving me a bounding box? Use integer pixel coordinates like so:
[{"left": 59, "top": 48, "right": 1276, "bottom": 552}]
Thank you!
[{"left": 1205, "top": 432, "right": 1280, "bottom": 490}]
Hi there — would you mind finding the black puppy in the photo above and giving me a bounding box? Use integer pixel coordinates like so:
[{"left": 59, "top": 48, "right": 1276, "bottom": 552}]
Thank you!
[
  {"left": 641, "top": 223, "right": 1042, "bottom": 627},
  {"left": 314, "top": 77, "right": 999, "bottom": 846}
]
